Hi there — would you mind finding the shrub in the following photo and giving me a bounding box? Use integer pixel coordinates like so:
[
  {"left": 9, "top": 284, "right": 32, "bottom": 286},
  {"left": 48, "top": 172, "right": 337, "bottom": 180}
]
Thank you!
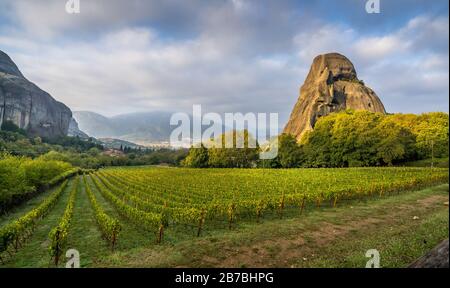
[
  {"left": 21, "top": 159, "right": 72, "bottom": 187},
  {"left": 0, "top": 121, "right": 27, "bottom": 135},
  {"left": 0, "top": 153, "right": 73, "bottom": 214}
]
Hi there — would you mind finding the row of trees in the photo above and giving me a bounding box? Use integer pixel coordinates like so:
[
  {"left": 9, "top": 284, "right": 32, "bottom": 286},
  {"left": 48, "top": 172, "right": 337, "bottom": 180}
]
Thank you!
[
  {"left": 2, "top": 111, "right": 447, "bottom": 169},
  {"left": 183, "top": 111, "right": 449, "bottom": 168},
  {"left": 34, "top": 148, "right": 188, "bottom": 169},
  {"left": 1, "top": 122, "right": 188, "bottom": 168},
  {"left": 297, "top": 111, "right": 448, "bottom": 167},
  {"left": 182, "top": 130, "right": 259, "bottom": 168}
]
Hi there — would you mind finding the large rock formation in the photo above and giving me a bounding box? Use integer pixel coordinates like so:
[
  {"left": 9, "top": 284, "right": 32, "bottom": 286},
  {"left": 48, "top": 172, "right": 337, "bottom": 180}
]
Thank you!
[
  {"left": 0, "top": 50, "right": 72, "bottom": 138},
  {"left": 68, "top": 117, "right": 90, "bottom": 139},
  {"left": 284, "top": 53, "right": 386, "bottom": 140}
]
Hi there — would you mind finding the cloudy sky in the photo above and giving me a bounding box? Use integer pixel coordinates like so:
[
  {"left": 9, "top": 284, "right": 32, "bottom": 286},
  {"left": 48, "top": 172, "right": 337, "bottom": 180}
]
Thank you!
[{"left": 0, "top": 0, "right": 448, "bottom": 126}]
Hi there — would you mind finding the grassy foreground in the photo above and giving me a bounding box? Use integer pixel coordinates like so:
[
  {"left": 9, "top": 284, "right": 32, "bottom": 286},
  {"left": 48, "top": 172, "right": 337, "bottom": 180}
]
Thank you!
[
  {"left": 97, "top": 184, "right": 449, "bottom": 268},
  {"left": 1, "top": 179, "right": 448, "bottom": 268}
]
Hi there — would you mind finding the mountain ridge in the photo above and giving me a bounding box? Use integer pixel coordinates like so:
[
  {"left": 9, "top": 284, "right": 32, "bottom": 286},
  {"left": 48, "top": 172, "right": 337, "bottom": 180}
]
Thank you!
[{"left": 73, "top": 110, "right": 174, "bottom": 146}]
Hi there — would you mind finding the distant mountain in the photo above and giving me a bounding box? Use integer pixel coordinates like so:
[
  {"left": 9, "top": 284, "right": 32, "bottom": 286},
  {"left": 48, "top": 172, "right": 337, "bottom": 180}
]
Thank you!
[
  {"left": 98, "top": 138, "right": 145, "bottom": 150},
  {"left": 71, "top": 111, "right": 116, "bottom": 137},
  {"left": 73, "top": 111, "right": 174, "bottom": 146}
]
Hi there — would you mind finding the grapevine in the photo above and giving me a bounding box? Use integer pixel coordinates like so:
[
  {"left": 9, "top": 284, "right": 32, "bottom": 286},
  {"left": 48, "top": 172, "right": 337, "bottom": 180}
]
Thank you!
[{"left": 48, "top": 177, "right": 79, "bottom": 266}]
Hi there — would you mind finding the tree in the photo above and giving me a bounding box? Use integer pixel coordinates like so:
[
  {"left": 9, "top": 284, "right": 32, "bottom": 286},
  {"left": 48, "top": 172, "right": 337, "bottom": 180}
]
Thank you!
[
  {"left": 388, "top": 112, "right": 449, "bottom": 159},
  {"left": 183, "top": 144, "right": 209, "bottom": 168},
  {"left": 413, "top": 113, "right": 449, "bottom": 158},
  {"left": 87, "top": 147, "right": 101, "bottom": 157},
  {"left": 299, "top": 110, "right": 433, "bottom": 167},
  {"left": 374, "top": 118, "right": 416, "bottom": 166},
  {"left": 301, "top": 114, "right": 336, "bottom": 167},
  {"left": 277, "top": 134, "right": 302, "bottom": 168},
  {"left": 1, "top": 121, "right": 27, "bottom": 135},
  {"left": 207, "top": 130, "right": 259, "bottom": 168}
]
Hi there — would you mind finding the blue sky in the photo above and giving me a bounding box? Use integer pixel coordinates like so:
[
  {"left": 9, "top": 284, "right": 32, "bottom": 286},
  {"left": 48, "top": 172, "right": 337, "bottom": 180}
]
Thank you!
[{"left": 0, "top": 0, "right": 448, "bottom": 126}]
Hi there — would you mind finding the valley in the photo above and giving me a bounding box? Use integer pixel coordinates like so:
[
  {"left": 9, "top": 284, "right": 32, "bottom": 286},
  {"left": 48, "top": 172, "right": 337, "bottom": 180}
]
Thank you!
[
  {"left": 0, "top": 7, "right": 448, "bottom": 270},
  {"left": 0, "top": 166, "right": 448, "bottom": 268}
]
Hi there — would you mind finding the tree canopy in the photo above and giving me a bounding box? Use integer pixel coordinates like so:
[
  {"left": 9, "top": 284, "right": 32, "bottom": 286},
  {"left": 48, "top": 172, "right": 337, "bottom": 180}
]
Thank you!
[{"left": 183, "top": 110, "right": 448, "bottom": 168}]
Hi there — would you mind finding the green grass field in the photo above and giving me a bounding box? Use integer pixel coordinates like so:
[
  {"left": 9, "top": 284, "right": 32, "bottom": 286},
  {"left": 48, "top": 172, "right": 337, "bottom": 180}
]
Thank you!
[{"left": 0, "top": 167, "right": 448, "bottom": 268}]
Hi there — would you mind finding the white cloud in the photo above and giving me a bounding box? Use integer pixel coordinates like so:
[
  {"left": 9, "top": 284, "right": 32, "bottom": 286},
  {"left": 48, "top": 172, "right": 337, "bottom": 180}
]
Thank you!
[
  {"left": 354, "top": 35, "right": 409, "bottom": 60},
  {"left": 291, "top": 15, "right": 449, "bottom": 114},
  {"left": 294, "top": 26, "right": 356, "bottom": 62},
  {"left": 0, "top": 2, "right": 447, "bottom": 125},
  {"left": 2, "top": 27, "right": 299, "bottom": 119}
]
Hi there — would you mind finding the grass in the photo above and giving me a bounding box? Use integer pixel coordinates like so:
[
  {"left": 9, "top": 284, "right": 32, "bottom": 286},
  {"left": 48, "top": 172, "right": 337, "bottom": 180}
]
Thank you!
[
  {"left": 300, "top": 208, "right": 448, "bottom": 268},
  {"left": 94, "top": 184, "right": 449, "bottom": 268},
  {"left": 0, "top": 186, "right": 58, "bottom": 227},
  {"left": 3, "top": 181, "right": 74, "bottom": 267},
  {"left": 64, "top": 175, "right": 111, "bottom": 267},
  {"left": 1, "top": 178, "right": 448, "bottom": 268},
  {"left": 400, "top": 157, "right": 449, "bottom": 168}
]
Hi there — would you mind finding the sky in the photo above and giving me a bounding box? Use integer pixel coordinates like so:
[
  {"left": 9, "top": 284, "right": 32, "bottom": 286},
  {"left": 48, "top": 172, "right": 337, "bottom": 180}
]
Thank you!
[{"left": 0, "top": 0, "right": 448, "bottom": 127}]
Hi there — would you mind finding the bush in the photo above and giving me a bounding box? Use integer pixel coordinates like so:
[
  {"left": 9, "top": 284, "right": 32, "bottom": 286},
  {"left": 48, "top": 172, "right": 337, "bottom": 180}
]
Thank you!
[
  {"left": 0, "top": 155, "right": 32, "bottom": 211},
  {"left": 0, "top": 153, "right": 73, "bottom": 214},
  {"left": 1, "top": 121, "right": 27, "bottom": 135},
  {"left": 21, "top": 159, "right": 73, "bottom": 187}
]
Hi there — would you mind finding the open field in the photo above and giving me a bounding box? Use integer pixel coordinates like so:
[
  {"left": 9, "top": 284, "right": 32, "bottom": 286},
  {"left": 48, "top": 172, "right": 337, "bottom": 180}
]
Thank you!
[{"left": 0, "top": 167, "right": 448, "bottom": 267}]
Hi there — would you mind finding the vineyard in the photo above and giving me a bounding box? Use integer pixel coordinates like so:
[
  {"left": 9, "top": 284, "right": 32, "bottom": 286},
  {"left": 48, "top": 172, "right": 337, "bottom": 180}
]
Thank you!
[{"left": 0, "top": 166, "right": 448, "bottom": 267}]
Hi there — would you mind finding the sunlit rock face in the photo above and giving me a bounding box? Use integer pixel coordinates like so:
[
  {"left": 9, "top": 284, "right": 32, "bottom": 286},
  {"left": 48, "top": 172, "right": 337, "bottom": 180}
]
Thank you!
[{"left": 283, "top": 53, "right": 386, "bottom": 140}]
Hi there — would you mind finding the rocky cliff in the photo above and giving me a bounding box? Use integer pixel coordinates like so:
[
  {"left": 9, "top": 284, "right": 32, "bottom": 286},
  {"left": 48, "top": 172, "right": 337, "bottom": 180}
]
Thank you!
[
  {"left": 0, "top": 50, "right": 72, "bottom": 138},
  {"left": 68, "top": 117, "right": 90, "bottom": 139},
  {"left": 283, "top": 53, "right": 386, "bottom": 140}
]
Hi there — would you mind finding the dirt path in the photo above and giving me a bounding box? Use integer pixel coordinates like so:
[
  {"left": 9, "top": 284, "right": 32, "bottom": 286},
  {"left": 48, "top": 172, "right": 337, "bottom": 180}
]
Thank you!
[{"left": 216, "top": 192, "right": 449, "bottom": 268}]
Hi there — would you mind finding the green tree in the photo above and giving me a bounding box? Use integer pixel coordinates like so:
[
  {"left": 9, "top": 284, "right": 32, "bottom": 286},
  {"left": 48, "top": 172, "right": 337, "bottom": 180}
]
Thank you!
[
  {"left": 183, "top": 144, "right": 209, "bottom": 168},
  {"left": 388, "top": 112, "right": 449, "bottom": 159},
  {"left": 87, "top": 147, "right": 101, "bottom": 157},
  {"left": 299, "top": 110, "right": 428, "bottom": 167},
  {"left": 207, "top": 130, "right": 259, "bottom": 168},
  {"left": 301, "top": 114, "right": 335, "bottom": 167},
  {"left": 1, "top": 120, "right": 27, "bottom": 135},
  {"left": 375, "top": 118, "right": 416, "bottom": 165},
  {"left": 277, "top": 134, "right": 302, "bottom": 168}
]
